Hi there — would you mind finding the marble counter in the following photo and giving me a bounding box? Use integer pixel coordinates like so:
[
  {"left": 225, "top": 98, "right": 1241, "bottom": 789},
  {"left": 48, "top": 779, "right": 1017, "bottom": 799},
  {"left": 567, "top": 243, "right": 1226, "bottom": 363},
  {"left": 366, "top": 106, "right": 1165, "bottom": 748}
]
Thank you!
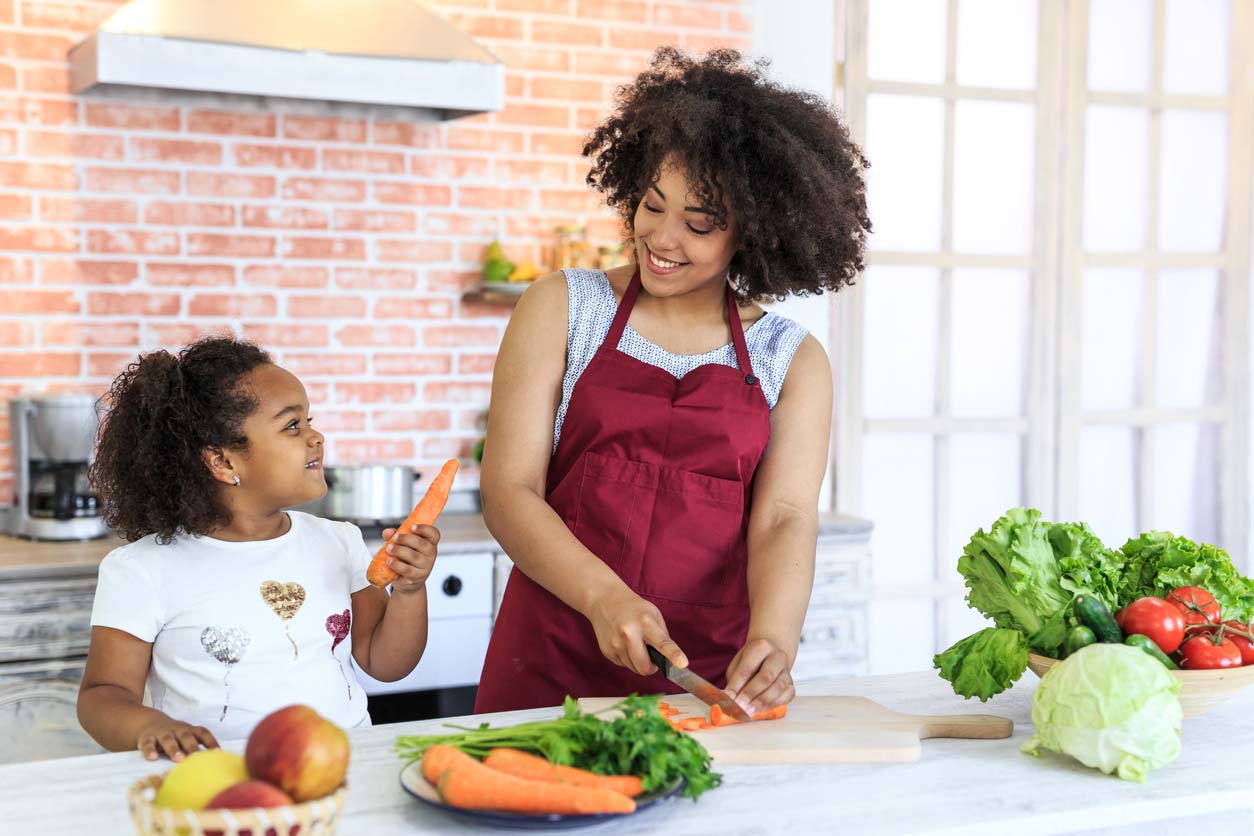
[{"left": 1, "top": 670, "right": 1250, "bottom": 835}]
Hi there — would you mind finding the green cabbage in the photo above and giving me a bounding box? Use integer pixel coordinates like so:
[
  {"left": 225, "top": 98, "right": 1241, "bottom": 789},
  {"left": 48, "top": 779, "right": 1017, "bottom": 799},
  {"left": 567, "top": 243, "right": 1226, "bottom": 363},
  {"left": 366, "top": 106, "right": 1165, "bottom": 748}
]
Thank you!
[{"left": 1022, "top": 644, "right": 1182, "bottom": 782}]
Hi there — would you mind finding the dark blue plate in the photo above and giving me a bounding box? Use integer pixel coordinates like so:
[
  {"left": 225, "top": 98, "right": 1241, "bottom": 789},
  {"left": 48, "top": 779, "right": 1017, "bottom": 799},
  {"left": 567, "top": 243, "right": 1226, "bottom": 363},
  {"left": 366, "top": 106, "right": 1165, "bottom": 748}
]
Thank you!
[{"left": 399, "top": 761, "right": 685, "bottom": 830}]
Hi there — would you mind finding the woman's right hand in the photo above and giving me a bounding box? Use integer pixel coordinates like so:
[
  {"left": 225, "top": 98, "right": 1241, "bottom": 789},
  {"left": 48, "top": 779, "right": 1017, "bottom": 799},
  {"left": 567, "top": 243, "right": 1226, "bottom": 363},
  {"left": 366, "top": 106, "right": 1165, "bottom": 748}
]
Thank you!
[
  {"left": 136, "top": 717, "right": 219, "bottom": 761},
  {"left": 587, "top": 585, "right": 689, "bottom": 675}
]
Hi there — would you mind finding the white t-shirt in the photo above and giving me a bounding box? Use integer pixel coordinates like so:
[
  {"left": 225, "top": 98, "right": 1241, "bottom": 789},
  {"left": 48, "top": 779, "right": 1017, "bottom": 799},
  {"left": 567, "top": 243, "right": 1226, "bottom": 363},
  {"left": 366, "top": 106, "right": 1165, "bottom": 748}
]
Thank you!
[{"left": 90, "top": 511, "right": 375, "bottom": 741}]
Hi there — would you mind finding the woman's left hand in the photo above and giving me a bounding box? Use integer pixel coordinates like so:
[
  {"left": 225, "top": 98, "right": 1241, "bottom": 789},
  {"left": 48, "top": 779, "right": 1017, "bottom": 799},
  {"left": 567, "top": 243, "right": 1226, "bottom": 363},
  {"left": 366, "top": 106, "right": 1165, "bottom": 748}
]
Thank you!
[
  {"left": 379, "top": 523, "right": 440, "bottom": 595},
  {"left": 724, "top": 637, "right": 795, "bottom": 716}
]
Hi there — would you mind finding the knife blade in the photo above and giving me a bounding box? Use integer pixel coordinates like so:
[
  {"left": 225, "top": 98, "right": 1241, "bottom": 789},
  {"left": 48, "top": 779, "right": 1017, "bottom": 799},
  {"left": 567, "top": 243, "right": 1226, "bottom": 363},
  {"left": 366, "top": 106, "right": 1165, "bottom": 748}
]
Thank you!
[{"left": 646, "top": 644, "right": 752, "bottom": 722}]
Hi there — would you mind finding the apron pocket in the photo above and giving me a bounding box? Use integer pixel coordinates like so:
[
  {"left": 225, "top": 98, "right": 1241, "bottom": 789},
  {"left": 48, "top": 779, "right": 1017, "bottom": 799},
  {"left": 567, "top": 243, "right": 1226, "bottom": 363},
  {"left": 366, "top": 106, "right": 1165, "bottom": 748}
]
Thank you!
[
  {"left": 571, "top": 452, "right": 659, "bottom": 579},
  {"left": 638, "top": 467, "right": 747, "bottom": 608}
]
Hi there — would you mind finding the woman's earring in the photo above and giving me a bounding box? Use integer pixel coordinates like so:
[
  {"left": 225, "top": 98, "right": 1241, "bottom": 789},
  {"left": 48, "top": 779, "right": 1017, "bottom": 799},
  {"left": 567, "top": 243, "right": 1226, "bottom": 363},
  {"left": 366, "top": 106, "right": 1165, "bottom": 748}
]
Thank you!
[{"left": 233, "top": 475, "right": 241, "bottom": 486}]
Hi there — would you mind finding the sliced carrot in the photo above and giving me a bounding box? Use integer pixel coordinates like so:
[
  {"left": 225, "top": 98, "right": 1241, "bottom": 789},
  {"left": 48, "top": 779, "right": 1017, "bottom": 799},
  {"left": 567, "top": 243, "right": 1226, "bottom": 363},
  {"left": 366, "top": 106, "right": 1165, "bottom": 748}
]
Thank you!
[
  {"left": 678, "top": 717, "right": 704, "bottom": 731},
  {"left": 367, "top": 459, "right": 459, "bottom": 587},
  {"left": 483, "top": 748, "right": 644, "bottom": 797},
  {"left": 657, "top": 701, "right": 671, "bottom": 711},
  {"left": 437, "top": 759, "right": 636, "bottom": 815},
  {"left": 710, "top": 702, "right": 789, "bottom": 726}
]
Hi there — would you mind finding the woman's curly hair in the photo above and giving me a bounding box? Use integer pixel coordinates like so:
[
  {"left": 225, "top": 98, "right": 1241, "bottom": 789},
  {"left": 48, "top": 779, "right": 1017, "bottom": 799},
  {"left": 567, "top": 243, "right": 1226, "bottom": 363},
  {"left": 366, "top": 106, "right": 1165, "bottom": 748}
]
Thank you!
[
  {"left": 584, "top": 47, "right": 871, "bottom": 301},
  {"left": 89, "top": 336, "right": 271, "bottom": 543}
]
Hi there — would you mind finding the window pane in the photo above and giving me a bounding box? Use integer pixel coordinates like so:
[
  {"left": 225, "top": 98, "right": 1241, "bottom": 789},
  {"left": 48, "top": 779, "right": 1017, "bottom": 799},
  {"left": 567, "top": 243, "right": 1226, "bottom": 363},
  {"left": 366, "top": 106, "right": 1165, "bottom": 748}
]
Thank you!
[
  {"left": 866, "top": 95, "right": 945, "bottom": 252},
  {"left": 1088, "top": 0, "right": 1152, "bottom": 92},
  {"left": 863, "top": 267, "right": 939, "bottom": 419},
  {"left": 1151, "top": 423, "right": 1221, "bottom": 543},
  {"left": 952, "top": 100, "right": 1035, "bottom": 254},
  {"left": 946, "top": 433, "right": 1023, "bottom": 563},
  {"left": 868, "top": 0, "right": 947, "bottom": 84},
  {"left": 955, "top": 0, "right": 1038, "bottom": 90},
  {"left": 864, "top": 433, "right": 934, "bottom": 587},
  {"left": 1159, "top": 110, "right": 1227, "bottom": 253},
  {"left": 951, "top": 269, "right": 1029, "bottom": 417},
  {"left": 869, "top": 596, "right": 935, "bottom": 674},
  {"left": 1082, "top": 269, "right": 1144, "bottom": 411},
  {"left": 1084, "top": 106, "right": 1149, "bottom": 252},
  {"left": 940, "top": 596, "right": 994, "bottom": 654},
  {"left": 1164, "top": 0, "right": 1230, "bottom": 96},
  {"left": 1155, "top": 269, "right": 1222, "bottom": 408},
  {"left": 1078, "top": 426, "right": 1139, "bottom": 545}
]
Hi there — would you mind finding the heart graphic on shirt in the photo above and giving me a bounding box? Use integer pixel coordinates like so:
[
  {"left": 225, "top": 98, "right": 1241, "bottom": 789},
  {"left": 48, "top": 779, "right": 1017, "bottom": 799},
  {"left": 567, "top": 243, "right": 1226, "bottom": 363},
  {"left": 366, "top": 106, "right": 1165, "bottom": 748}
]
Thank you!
[
  {"left": 326, "top": 609, "right": 351, "bottom": 653},
  {"left": 200, "top": 626, "right": 250, "bottom": 666},
  {"left": 260, "top": 580, "right": 306, "bottom": 659}
]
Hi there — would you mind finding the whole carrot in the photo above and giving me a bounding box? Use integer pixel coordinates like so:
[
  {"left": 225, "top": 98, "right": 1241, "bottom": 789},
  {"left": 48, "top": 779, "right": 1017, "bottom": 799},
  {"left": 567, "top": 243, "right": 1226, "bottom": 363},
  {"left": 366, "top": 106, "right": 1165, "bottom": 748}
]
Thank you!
[
  {"left": 437, "top": 757, "right": 636, "bottom": 815},
  {"left": 367, "top": 458, "right": 460, "bottom": 588},
  {"left": 483, "top": 748, "right": 644, "bottom": 797},
  {"left": 421, "top": 744, "right": 474, "bottom": 785}
]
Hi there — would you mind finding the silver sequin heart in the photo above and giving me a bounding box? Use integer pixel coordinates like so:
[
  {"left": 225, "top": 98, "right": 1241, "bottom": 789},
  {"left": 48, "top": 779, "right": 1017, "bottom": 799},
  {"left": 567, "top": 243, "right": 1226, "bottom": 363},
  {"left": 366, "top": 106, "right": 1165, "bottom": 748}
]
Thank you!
[{"left": 200, "top": 626, "right": 250, "bottom": 667}]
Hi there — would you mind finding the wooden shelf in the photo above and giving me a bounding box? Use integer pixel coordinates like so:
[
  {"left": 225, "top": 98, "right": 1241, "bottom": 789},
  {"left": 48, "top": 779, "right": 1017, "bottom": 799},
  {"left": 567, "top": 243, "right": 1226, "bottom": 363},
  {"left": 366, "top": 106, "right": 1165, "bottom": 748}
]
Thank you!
[{"left": 460, "top": 284, "right": 531, "bottom": 307}]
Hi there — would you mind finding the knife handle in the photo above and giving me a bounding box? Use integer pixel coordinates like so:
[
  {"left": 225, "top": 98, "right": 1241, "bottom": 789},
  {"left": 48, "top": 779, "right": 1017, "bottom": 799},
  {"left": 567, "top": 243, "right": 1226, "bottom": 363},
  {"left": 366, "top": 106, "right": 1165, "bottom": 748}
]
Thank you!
[{"left": 646, "top": 644, "right": 670, "bottom": 676}]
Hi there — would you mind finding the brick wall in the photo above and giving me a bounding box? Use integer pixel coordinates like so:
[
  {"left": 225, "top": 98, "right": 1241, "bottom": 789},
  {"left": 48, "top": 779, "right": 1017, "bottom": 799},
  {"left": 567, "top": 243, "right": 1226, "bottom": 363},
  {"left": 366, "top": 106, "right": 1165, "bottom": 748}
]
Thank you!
[{"left": 0, "top": 0, "right": 752, "bottom": 502}]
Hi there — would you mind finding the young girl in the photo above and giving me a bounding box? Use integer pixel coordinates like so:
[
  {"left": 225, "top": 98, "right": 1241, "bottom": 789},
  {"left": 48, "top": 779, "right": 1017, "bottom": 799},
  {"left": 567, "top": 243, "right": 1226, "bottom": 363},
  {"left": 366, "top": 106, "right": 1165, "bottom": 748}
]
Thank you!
[{"left": 78, "top": 336, "right": 439, "bottom": 760}]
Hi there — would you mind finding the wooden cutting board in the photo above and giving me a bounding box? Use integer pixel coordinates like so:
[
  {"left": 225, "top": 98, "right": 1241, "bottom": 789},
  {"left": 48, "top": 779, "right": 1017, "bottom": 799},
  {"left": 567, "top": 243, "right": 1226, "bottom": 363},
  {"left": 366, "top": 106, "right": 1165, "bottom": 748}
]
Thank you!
[{"left": 577, "top": 694, "right": 1013, "bottom": 764}]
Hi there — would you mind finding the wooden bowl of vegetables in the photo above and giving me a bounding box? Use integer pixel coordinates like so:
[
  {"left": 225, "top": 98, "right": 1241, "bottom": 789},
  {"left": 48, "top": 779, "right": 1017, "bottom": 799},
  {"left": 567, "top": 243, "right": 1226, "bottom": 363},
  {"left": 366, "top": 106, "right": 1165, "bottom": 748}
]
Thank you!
[
  {"left": 1026, "top": 652, "right": 1254, "bottom": 719},
  {"left": 1028, "top": 588, "right": 1254, "bottom": 719}
]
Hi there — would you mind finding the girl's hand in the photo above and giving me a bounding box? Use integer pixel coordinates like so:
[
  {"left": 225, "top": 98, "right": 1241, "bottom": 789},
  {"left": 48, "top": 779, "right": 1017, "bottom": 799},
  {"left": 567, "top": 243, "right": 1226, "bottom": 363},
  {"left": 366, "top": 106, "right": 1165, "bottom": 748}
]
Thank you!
[
  {"left": 724, "top": 637, "right": 795, "bottom": 717},
  {"left": 586, "top": 585, "right": 688, "bottom": 675},
  {"left": 380, "top": 523, "right": 440, "bottom": 595},
  {"left": 136, "top": 718, "right": 218, "bottom": 761}
]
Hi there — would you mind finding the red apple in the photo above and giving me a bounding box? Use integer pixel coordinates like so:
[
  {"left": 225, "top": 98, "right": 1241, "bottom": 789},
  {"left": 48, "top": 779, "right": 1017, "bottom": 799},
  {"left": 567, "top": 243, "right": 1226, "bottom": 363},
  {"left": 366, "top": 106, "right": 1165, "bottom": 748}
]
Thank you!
[
  {"left": 205, "top": 779, "right": 294, "bottom": 809},
  {"left": 245, "top": 705, "right": 349, "bottom": 802}
]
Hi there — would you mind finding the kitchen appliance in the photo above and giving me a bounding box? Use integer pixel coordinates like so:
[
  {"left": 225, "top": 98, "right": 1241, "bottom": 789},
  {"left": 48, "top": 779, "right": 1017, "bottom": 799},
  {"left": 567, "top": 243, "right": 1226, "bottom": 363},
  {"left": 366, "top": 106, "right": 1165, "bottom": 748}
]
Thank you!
[
  {"left": 295, "top": 465, "right": 421, "bottom": 526},
  {"left": 8, "top": 395, "right": 108, "bottom": 541},
  {"left": 579, "top": 694, "right": 1013, "bottom": 764}
]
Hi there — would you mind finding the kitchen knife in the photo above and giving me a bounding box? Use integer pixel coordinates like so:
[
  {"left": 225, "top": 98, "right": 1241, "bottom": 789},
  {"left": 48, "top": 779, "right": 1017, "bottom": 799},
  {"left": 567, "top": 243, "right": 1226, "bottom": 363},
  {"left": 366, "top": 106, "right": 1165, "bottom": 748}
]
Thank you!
[{"left": 646, "top": 644, "right": 752, "bottom": 722}]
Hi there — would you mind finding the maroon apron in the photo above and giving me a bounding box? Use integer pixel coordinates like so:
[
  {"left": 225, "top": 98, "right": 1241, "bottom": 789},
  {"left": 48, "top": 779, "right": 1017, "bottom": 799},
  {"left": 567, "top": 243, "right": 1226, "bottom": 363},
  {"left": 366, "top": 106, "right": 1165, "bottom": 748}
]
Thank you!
[{"left": 474, "top": 268, "right": 771, "bottom": 712}]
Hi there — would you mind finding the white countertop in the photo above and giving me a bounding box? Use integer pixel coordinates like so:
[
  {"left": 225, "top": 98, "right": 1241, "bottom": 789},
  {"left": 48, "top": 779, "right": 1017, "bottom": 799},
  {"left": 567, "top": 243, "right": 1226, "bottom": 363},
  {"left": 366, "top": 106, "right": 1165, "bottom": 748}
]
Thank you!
[{"left": 3, "top": 670, "right": 1252, "bottom": 835}]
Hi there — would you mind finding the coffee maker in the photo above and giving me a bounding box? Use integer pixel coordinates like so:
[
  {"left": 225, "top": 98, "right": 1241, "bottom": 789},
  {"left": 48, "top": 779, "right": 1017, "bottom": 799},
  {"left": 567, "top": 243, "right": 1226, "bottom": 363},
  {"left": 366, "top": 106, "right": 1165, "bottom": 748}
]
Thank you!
[{"left": 8, "top": 394, "right": 108, "bottom": 540}]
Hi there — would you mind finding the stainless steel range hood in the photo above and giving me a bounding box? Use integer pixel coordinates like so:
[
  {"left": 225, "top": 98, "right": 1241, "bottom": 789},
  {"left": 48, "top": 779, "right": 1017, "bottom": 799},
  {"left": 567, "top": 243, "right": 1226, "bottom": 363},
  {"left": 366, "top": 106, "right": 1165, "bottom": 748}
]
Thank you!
[{"left": 68, "top": 0, "right": 504, "bottom": 119}]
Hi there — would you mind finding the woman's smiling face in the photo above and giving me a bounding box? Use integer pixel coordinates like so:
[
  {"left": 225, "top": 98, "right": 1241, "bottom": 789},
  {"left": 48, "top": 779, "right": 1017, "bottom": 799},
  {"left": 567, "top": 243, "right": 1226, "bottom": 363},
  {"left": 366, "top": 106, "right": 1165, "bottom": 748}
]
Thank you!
[{"left": 632, "top": 157, "right": 738, "bottom": 297}]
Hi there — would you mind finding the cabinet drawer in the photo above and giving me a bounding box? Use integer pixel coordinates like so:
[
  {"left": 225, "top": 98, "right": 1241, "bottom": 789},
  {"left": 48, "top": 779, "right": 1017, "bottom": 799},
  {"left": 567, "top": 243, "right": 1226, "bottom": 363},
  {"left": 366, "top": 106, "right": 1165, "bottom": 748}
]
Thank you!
[
  {"left": 0, "top": 577, "right": 96, "bottom": 663},
  {"left": 427, "top": 552, "right": 493, "bottom": 620}
]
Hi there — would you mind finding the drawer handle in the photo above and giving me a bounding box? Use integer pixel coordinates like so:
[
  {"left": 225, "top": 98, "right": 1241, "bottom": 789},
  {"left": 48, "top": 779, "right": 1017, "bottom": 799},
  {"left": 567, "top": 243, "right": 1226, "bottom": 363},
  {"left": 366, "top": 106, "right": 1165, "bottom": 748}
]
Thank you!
[{"left": 442, "top": 575, "right": 463, "bottom": 597}]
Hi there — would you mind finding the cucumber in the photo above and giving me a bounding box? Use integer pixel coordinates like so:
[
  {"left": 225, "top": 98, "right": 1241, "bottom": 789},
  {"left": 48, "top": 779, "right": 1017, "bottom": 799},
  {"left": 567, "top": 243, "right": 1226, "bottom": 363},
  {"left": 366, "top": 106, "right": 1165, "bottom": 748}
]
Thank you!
[
  {"left": 1074, "top": 595, "right": 1122, "bottom": 643},
  {"left": 1064, "top": 625, "right": 1098, "bottom": 657},
  {"left": 1124, "top": 634, "right": 1180, "bottom": 669}
]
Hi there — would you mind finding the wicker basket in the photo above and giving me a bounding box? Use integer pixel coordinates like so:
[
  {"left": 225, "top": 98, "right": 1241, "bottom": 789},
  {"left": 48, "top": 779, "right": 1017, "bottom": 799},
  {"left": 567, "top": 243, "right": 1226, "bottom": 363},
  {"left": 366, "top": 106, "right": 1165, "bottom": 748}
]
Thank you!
[
  {"left": 1027, "top": 652, "right": 1254, "bottom": 719},
  {"left": 128, "top": 775, "right": 348, "bottom": 836}
]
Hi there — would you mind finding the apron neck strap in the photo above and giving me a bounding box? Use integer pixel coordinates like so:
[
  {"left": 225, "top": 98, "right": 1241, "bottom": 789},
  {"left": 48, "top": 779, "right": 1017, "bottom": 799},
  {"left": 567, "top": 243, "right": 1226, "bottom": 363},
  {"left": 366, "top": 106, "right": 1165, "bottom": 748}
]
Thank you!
[{"left": 604, "top": 267, "right": 757, "bottom": 378}]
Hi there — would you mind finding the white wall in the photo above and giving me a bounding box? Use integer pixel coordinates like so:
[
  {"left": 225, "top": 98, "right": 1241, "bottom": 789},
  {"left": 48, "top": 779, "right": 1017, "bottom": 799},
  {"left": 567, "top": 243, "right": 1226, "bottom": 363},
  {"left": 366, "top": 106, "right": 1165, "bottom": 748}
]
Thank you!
[{"left": 752, "top": 0, "right": 839, "bottom": 511}]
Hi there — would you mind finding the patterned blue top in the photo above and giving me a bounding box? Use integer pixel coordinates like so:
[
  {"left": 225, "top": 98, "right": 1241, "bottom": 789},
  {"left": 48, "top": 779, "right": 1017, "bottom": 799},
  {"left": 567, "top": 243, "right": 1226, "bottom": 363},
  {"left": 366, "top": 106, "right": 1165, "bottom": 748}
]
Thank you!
[{"left": 554, "top": 268, "right": 809, "bottom": 450}]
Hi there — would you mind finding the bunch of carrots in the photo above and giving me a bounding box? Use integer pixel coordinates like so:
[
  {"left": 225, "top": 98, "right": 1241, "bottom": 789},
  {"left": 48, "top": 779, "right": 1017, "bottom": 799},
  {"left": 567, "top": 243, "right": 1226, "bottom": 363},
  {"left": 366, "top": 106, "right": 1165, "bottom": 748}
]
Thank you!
[{"left": 422, "top": 745, "right": 643, "bottom": 816}]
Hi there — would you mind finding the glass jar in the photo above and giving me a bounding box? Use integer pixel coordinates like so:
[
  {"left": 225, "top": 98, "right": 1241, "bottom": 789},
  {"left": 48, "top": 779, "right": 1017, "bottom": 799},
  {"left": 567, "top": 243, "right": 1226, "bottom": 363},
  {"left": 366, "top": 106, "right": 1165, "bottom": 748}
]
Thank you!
[
  {"left": 551, "top": 224, "right": 591, "bottom": 271},
  {"left": 596, "top": 243, "right": 630, "bottom": 271}
]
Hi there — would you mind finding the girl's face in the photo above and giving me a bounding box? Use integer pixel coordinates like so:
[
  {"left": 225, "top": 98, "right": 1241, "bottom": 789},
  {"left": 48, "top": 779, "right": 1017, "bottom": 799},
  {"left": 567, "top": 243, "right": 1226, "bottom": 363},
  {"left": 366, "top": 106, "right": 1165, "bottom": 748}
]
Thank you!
[
  {"left": 231, "top": 363, "right": 326, "bottom": 509},
  {"left": 632, "top": 158, "right": 738, "bottom": 298}
]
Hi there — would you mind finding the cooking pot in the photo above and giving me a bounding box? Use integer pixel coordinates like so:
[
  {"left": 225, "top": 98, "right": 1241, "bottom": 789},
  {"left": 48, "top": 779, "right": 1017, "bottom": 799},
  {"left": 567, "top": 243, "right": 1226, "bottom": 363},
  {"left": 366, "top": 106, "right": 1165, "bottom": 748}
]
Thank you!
[{"left": 301, "top": 464, "right": 421, "bottom": 525}]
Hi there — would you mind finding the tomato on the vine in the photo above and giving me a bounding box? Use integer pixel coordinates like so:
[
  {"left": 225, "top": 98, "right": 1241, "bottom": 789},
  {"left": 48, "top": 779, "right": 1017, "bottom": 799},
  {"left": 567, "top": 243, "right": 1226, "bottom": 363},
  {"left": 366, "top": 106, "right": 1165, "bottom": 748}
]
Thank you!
[
  {"left": 1220, "top": 621, "right": 1254, "bottom": 666},
  {"left": 1178, "top": 635, "right": 1243, "bottom": 670},
  {"left": 1166, "top": 586, "right": 1222, "bottom": 627},
  {"left": 1115, "top": 597, "right": 1185, "bottom": 654}
]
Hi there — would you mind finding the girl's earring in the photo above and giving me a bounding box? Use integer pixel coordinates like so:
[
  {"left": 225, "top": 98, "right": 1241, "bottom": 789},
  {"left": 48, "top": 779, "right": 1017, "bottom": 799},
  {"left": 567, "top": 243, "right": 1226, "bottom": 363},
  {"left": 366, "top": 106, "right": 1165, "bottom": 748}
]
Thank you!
[{"left": 232, "top": 475, "right": 241, "bottom": 486}]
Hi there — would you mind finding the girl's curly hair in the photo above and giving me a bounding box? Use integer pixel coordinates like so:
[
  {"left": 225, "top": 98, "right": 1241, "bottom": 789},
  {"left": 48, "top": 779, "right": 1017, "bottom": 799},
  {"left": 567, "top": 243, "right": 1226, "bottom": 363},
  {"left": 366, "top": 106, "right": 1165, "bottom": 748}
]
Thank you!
[
  {"left": 89, "top": 336, "right": 271, "bottom": 543},
  {"left": 584, "top": 47, "right": 871, "bottom": 301}
]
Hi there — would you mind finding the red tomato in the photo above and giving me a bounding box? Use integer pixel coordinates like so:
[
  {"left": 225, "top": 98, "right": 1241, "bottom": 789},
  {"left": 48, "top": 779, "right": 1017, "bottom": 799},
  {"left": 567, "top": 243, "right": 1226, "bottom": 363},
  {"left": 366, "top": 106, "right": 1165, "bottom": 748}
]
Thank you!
[
  {"left": 1178, "top": 635, "right": 1243, "bottom": 670},
  {"left": 1166, "top": 586, "right": 1222, "bottom": 627},
  {"left": 1221, "top": 621, "right": 1254, "bottom": 666},
  {"left": 1115, "top": 597, "right": 1186, "bottom": 654}
]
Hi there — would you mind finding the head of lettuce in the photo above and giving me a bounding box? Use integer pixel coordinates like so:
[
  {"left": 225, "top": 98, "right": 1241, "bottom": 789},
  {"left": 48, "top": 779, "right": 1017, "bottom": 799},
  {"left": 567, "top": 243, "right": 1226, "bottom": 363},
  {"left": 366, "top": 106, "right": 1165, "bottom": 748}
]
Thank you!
[{"left": 1022, "top": 644, "right": 1182, "bottom": 782}]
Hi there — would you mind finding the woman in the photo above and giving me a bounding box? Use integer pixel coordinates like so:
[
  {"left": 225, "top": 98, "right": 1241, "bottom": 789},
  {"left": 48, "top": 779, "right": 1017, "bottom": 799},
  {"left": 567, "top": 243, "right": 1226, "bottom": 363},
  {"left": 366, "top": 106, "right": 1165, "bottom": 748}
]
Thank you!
[{"left": 475, "top": 48, "right": 870, "bottom": 715}]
